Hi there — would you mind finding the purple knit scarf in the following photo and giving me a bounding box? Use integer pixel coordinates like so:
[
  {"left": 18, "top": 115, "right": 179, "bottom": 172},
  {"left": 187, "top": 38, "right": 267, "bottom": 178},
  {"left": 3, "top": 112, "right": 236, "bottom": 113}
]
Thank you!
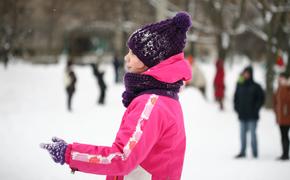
[{"left": 122, "top": 73, "right": 183, "bottom": 107}]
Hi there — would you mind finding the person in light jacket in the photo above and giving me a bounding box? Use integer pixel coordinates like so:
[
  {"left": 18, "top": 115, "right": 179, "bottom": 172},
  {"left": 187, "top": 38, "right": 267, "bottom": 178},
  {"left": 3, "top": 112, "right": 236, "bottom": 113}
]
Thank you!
[
  {"left": 189, "top": 58, "right": 206, "bottom": 98},
  {"left": 41, "top": 12, "right": 192, "bottom": 180}
]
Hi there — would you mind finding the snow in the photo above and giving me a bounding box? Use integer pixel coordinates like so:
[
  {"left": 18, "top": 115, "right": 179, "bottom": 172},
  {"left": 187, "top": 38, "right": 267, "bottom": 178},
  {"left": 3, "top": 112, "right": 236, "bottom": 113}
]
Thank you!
[
  {"left": 213, "top": 1, "right": 222, "bottom": 10},
  {"left": 265, "top": 11, "right": 273, "bottom": 23},
  {"left": 222, "top": 32, "right": 230, "bottom": 49},
  {"left": 0, "top": 57, "right": 289, "bottom": 180}
]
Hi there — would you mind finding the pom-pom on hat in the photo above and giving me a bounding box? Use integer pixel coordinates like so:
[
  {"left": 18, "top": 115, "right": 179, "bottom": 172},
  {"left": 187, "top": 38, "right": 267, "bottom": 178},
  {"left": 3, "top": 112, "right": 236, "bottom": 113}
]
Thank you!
[{"left": 127, "top": 11, "right": 192, "bottom": 68}]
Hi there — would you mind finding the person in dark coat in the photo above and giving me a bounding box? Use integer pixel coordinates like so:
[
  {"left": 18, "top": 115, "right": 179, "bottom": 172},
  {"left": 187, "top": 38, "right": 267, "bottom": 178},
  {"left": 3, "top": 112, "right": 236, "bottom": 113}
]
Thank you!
[
  {"left": 0, "top": 44, "right": 9, "bottom": 69},
  {"left": 273, "top": 72, "right": 290, "bottom": 160},
  {"left": 113, "top": 55, "right": 121, "bottom": 83},
  {"left": 64, "top": 60, "right": 77, "bottom": 111},
  {"left": 214, "top": 59, "right": 225, "bottom": 110},
  {"left": 91, "top": 63, "right": 107, "bottom": 105},
  {"left": 234, "top": 66, "right": 265, "bottom": 158}
]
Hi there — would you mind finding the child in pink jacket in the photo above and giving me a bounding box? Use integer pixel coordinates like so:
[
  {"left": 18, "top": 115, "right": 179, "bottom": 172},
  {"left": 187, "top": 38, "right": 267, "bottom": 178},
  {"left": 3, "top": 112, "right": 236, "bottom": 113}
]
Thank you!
[{"left": 41, "top": 12, "right": 192, "bottom": 180}]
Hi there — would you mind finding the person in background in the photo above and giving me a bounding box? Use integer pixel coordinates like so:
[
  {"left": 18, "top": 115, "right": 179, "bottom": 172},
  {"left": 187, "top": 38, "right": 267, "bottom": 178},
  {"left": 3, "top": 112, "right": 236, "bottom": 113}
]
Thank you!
[
  {"left": 214, "top": 59, "right": 225, "bottom": 110},
  {"left": 64, "top": 59, "right": 77, "bottom": 111},
  {"left": 40, "top": 12, "right": 192, "bottom": 180},
  {"left": 113, "top": 54, "right": 121, "bottom": 83},
  {"left": 273, "top": 72, "right": 290, "bottom": 160},
  {"left": 0, "top": 43, "right": 10, "bottom": 69},
  {"left": 234, "top": 66, "right": 265, "bottom": 158},
  {"left": 91, "top": 63, "right": 107, "bottom": 105},
  {"left": 187, "top": 57, "right": 206, "bottom": 98}
]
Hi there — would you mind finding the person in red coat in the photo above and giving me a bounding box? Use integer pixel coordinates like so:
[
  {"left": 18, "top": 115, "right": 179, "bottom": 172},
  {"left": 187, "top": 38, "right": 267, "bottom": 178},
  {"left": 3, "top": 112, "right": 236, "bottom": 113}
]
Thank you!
[{"left": 214, "top": 59, "right": 225, "bottom": 110}]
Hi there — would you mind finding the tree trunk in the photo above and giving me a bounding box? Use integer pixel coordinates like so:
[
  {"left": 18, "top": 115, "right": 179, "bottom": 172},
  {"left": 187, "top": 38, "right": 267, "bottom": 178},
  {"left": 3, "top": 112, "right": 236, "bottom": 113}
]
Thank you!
[
  {"left": 265, "top": 40, "right": 275, "bottom": 108},
  {"left": 189, "top": 42, "right": 195, "bottom": 57},
  {"left": 47, "top": 0, "right": 61, "bottom": 55},
  {"left": 120, "top": 0, "right": 129, "bottom": 57},
  {"left": 11, "top": 0, "right": 19, "bottom": 54},
  {"left": 286, "top": 50, "right": 290, "bottom": 75},
  {"left": 156, "top": 0, "right": 167, "bottom": 21},
  {"left": 185, "top": 0, "right": 195, "bottom": 57}
]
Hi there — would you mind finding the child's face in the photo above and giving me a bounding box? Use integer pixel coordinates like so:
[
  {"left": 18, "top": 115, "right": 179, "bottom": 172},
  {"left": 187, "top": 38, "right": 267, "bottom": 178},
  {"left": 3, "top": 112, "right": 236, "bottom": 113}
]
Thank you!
[{"left": 124, "top": 50, "right": 148, "bottom": 73}]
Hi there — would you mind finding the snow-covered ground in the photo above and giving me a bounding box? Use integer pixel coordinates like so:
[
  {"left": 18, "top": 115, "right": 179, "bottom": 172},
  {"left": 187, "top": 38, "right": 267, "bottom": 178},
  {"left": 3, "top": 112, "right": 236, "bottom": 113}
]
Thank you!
[{"left": 0, "top": 57, "right": 289, "bottom": 180}]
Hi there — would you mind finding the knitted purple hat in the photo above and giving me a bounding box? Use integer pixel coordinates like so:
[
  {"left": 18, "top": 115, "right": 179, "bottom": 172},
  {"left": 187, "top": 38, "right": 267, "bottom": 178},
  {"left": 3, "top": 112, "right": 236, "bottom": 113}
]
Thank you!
[{"left": 127, "top": 11, "right": 192, "bottom": 68}]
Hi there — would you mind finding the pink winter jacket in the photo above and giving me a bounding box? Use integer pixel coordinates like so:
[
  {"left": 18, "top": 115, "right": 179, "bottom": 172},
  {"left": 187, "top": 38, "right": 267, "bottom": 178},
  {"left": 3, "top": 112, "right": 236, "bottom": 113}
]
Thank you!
[{"left": 65, "top": 53, "right": 192, "bottom": 180}]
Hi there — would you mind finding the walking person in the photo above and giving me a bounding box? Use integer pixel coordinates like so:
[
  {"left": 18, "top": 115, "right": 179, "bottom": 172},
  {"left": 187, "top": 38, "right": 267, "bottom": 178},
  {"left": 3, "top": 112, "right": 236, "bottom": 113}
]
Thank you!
[
  {"left": 113, "top": 55, "right": 121, "bottom": 83},
  {"left": 234, "top": 66, "right": 265, "bottom": 158},
  {"left": 1, "top": 43, "right": 10, "bottom": 69},
  {"left": 40, "top": 12, "right": 192, "bottom": 179},
  {"left": 91, "top": 63, "right": 107, "bottom": 105},
  {"left": 214, "top": 59, "right": 225, "bottom": 110},
  {"left": 273, "top": 72, "right": 290, "bottom": 160},
  {"left": 64, "top": 59, "right": 77, "bottom": 111}
]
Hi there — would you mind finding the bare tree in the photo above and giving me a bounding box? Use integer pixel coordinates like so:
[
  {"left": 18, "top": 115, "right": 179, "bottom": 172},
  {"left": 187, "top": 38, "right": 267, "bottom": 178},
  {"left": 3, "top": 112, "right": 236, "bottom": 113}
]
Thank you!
[
  {"left": 252, "top": 0, "right": 290, "bottom": 108},
  {"left": 45, "top": 0, "right": 68, "bottom": 55},
  {"left": 0, "top": 0, "right": 24, "bottom": 54},
  {"left": 201, "top": 0, "right": 246, "bottom": 61}
]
